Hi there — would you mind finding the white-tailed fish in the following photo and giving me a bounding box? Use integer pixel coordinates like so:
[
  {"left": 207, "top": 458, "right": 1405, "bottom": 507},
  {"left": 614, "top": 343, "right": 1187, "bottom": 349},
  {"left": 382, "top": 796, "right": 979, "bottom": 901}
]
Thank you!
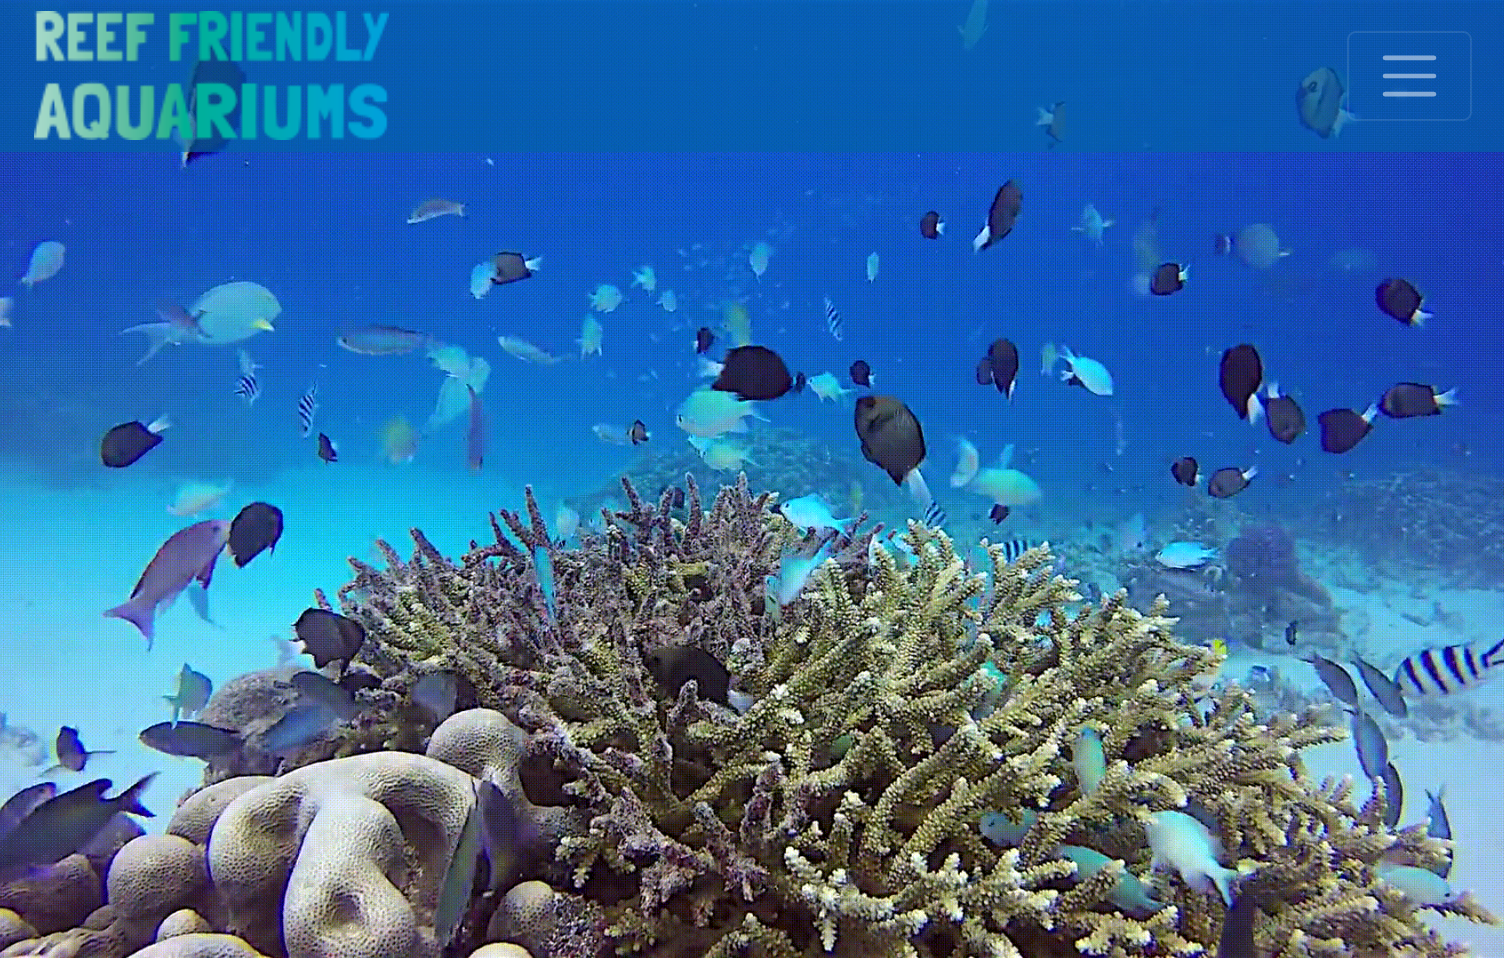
[{"left": 297, "top": 385, "right": 319, "bottom": 438}]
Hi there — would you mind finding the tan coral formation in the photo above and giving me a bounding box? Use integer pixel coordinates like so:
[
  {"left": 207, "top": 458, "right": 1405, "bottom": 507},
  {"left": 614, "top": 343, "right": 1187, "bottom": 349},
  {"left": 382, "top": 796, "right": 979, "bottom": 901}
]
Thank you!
[
  {"left": 323, "top": 479, "right": 1495, "bottom": 958},
  {"left": 3, "top": 479, "right": 1496, "bottom": 958}
]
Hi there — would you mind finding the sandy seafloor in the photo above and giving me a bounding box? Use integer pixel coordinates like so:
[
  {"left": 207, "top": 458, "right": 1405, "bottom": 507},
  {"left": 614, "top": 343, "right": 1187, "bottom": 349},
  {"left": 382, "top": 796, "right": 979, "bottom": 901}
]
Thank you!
[{"left": 1, "top": 462, "right": 1501, "bottom": 955}]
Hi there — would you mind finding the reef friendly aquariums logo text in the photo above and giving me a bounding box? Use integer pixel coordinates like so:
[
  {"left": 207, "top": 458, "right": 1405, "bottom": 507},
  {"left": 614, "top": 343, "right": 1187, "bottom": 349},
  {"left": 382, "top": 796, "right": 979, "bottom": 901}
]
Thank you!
[{"left": 32, "top": 11, "right": 389, "bottom": 145}]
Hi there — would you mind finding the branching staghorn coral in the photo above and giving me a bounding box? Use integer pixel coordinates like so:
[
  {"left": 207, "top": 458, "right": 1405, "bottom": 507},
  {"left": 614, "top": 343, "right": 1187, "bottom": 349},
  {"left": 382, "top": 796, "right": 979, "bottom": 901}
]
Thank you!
[{"left": 324, "top": 477, "right": 1493, "bottom": 958}]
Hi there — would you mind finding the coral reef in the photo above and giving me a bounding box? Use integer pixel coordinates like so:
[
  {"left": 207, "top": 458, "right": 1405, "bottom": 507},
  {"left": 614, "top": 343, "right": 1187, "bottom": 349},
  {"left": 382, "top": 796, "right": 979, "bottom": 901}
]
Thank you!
[
  {"left": 4, "top": 478, "right": 1494, "bottom": 958},
  {"left": 1302, "top": 468, "right": 1504, "bottom": 588}
]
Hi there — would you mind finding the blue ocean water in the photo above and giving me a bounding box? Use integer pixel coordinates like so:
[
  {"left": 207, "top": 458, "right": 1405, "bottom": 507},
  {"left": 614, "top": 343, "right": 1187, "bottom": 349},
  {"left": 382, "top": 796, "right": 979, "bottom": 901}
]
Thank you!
[{"left": 1, "top": 0, "right": 1503, "bottom": 947}]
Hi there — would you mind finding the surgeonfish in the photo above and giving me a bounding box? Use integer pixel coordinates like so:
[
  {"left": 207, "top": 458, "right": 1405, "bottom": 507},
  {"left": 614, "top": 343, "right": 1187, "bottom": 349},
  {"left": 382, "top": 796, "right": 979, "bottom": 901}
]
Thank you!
[
  {"left": 1214, "top": 224, "right": 1288, "bottom": 269},
  {"left": 973, "top": 180, "right": 1022, "bottom": 251},
  {"left": 1297, "top": 66, "right": 1353, "bottom": 139},
  {"left": 1393, "top": 639, "right": 1504, "bottom": 696},
  {"left": 1376, "top": 278, "right": 1431, "bottom": 327}
]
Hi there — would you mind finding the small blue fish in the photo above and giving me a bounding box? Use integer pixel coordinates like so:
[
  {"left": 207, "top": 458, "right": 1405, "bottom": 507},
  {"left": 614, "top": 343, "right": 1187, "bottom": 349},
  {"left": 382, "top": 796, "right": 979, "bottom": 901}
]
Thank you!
[
  {"left": 1073, "top": 727, "right": 1105, "bottom": 795},
  {"left": 1348, "top": 708, "right": 1389, "bottom": 780},
  {"left": 297, "top": 385, "right": 319, "bottom": 438},
  {"left": 533, "top": 545, "right": 556, "bottom": 622},
  {"left": 769, "top": 538, "right": 835, "bottom": 608}
]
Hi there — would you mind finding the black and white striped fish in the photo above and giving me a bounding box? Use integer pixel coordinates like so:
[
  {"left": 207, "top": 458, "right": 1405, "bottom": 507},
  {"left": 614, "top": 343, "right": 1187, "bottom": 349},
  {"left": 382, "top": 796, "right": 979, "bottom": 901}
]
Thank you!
[
  {"left": 234, "top": 372, "right": 260, "bottom": 405},
  {"left": 823, "top": 296, "right": 842, "bottom": 341},
  {"left": 234, "top": 348, "right": 261, "bottom": 405},
  {"left": 297, "top": 384, "right": 319, "bottom": 438},
  {"left": 996, "top": 538, "right": 1044, "bottom": 563},
  {"left": 1394, "top": 638, "right": 1504, "bottom": 696},
  {"left": 922, "top": 500, "right": 946, "bottom": 527}
]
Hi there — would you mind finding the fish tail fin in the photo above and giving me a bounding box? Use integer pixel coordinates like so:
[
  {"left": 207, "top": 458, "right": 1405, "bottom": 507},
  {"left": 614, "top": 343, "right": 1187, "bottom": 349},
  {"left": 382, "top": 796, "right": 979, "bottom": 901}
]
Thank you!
[
  {"left": 116, "top": 772, "right": 158, "bottom": 817},
  {"left": 163, "top": 696, "right": 182, "bottom": 724},
  {"left": 1246, "top": 394, "right": 1263, "bottom": 425},
  {"left": 525, "top": 256, "right": 542, "bottom": 271},
  {"left": 935, "top": 221, "right": 944, "bottom": 235},
  {"left": 1102, "top": 219, "right": 1115, "bottom": 229},
  {"left": 105, "top": 598, "right": 156, "bottom": 647},
  {"left": 1414, "top": 308, "right": 1433, "bottom": 326},
  {"left": 1035, "top": 107, "right": 1051, "bottom": 125},
  {"left": 147, "top": 415, "right": 171, "bottom": 434}
]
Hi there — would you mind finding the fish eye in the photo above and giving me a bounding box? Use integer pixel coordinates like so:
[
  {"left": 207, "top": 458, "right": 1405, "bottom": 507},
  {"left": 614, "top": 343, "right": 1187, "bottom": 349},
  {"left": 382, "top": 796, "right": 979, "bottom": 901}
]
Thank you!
[{"left": 1306, "top": 81, "right": 1318, "bottom": 92}]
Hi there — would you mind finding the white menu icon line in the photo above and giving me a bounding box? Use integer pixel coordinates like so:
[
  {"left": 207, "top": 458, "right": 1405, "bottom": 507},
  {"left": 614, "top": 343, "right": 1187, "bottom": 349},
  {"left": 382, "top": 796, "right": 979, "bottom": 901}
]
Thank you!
[{"left": 1382, "top": 55, "right": 1437, "bottom": 97}]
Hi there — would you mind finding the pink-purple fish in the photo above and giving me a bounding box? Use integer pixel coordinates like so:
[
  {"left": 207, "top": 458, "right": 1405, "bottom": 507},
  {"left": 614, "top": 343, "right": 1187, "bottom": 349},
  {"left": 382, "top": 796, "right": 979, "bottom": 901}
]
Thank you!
[
  {"left": 467, "top": 385, "right": 484, "bottom": 470},
  {"left": 104, "top": 520, "right": 230, "bottom": 649}
]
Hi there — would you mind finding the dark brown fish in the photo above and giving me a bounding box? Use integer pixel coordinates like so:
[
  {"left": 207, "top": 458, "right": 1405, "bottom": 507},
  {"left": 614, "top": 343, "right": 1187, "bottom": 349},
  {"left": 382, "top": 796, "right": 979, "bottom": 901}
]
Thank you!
[
  {"left": 317, "top": 433, "right": 338, "bottom": 463},
  {"left": 1317, "top": 405, "right": 1376, "bottom": 454},
  {"left": 1219, "top": 344, "right": 1263, "bottom": 422},
  {"left": 1149, "top": 262, "right": 1187, "bottom": 295},
  {"left": 292, "top": 608, "right": 367, "bottom": 669},
  {"left": 920, "top": 210, "right": 944, "bottom": 239},
  {"left": 1308, "top": 653, "right": 1358, "bottom": 707},
  {"left": 1354, "top": 656, "right": 1409, "bottom": 718},
  {"left": 849, "top": 360, "right": 873, "bottom": 387},
  {"left": 855, "top": 395, "right": 926, "bottom": 485},
  {"left": 644, "top": 646, "right": 730, "bottom": 706},
  {"left": 986, "top": 339, "right": 1019, "bottom": 399},
  {"left": 1216, "top": 891, "right": 1258, "bottom": 958},
  {"left": 290, "top": 671, "right": 360, "bottom": 720},
  {"left": 227, "top": 501, "right": 284, "bottom": 568},
  {"left": 792, "top": 372, "right": 807, "bottom": 394},
  {"left": 491, "top": 252, "right": 538, "bottom": 286},
  {"left": 975, "top": 357, "right": 994, "bottom": 386},
  {"left": 52, "top": 727, "right": 113, "bottom": 773},
  {"left": 1380, "top": 761, "right": 1403, "bottom": 829},
  {"left": 1380, "top": 382, "right": 1456, "bottom": 419},
  {"left": 139, "top": 722, "right": 242, "bottom": 759},
  {"left": 1263, "top": 385, "right": 1306, "bottom": 443},
  {"left": 695, "top": 327, "right": 715, "bottom": 353},
  {"left": 1207, "top": 465, "right": 1256, "bottom": 498},
  {"left": 974, "top": 181, "right": 1022, "bottom": 251},
  {"left": 101, "top": 418, "right": 168, "bottom": 468},
  {"left": 1171, "top": 456, "right": 1199, "bottom": 486},
  {"left": 712, "top": 345, "right": 793, "bottom": 401},
  {"left": 989, "top": 504, "right": 1009, "bottom": 523},
  {"left": 1376, "top": 278, "right": 1431, "bottom": 326},
  {"left": 0, "top": 775, "right": 155, "bottom": 873},
  {"left": 629, "top": 419, "right": 650, "bottom": 444},
  {"left": 0, "top": 784, "right": 57, "bottom": 841}
]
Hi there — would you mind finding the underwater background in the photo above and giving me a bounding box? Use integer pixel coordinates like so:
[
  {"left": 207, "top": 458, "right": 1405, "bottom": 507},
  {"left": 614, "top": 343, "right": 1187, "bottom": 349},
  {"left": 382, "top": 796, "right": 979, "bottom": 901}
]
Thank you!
[{"left": 2, "top": 0, "right": 1503, "bottom": 952}]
